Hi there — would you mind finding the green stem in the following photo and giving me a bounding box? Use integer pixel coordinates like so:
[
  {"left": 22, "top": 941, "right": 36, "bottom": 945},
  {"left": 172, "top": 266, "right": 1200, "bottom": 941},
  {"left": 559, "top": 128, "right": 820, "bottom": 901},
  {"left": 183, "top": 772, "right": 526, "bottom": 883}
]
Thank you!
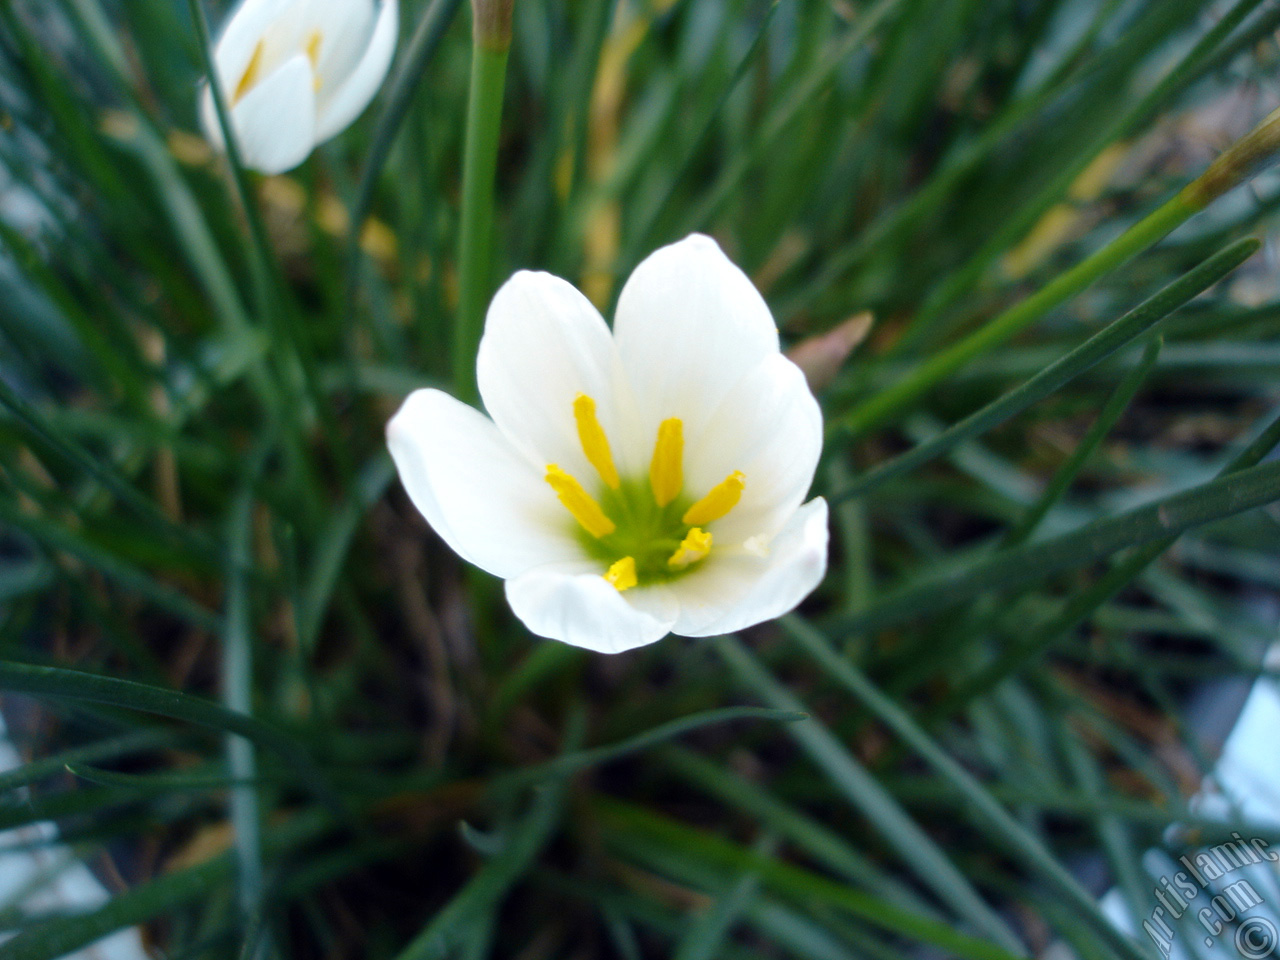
[
  {"left": 453, "top": 35, "right": 510, "bottom": 403},
  {"left": 343, "top": 0, "right": 464, "bottom": 386},
  {"left": 185, "top": 0, "right": 331, "bottom": 509},
  {"left": 224, "top": 466, "right": 266, "bottom": 935}
]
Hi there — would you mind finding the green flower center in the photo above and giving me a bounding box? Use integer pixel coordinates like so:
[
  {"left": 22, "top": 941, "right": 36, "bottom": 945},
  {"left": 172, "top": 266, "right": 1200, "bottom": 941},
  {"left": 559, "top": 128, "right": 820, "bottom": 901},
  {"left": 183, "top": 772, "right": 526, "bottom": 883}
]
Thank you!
[{"left": 544, "top": 394, "right": 745, "bottom": 590}]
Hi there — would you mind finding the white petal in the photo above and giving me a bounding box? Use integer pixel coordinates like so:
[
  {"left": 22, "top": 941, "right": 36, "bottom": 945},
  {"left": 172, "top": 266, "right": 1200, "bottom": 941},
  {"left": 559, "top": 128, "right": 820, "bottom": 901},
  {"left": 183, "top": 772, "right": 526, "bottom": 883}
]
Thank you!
[
  {"left": 505, "top": 565, "right": 677, "bottom": 654},
  {"left": 667, "top": 498, "right": 828, "bottom": 637},
  {"left": 613, "top": 234, "right": 780, "bottom": 447},
  {"left": 209, "top": 0, "right": 294, "bottom": 101},
  {"left": 387, "top": 388, "right": 582, "bottom": 579},
  {"left": 198, "top": 82, "right": 225, "bottom": 151},
  {"left": 685, "top": 354, "right": 823, "bottom": 546},
  {"left": 476, "top": 270, "right": 631, "bottom": 478},
  {"left": 261, "top": 0, "right": 375, "bottom": 89},
  {"left": 314, "top": 0, "right": 398, "bottom": 141},
  {"left": 223, "top": 54, "right": 318, "bottom": 174}
]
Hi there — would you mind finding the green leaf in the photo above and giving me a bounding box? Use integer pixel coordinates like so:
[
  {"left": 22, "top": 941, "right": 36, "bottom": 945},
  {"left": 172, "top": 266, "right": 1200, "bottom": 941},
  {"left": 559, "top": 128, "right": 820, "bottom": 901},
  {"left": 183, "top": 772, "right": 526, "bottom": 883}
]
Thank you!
[
  {"left": 783, "top": 616, "right": 1148, "bottom": 960},
  {"left": 0, "top": 662, "right": 335, "bottom": 812},
  {"left": 0, "top": 811, "right": 330, "bottom": 960},
  {"left": 831, "top": 238, "right": 1259, "bottom": 501},
  {"left": 492, "top": 706, "right": 805, "bottom": 794},
  {"left": 829, "top": 457, "right": 1280, "bottom": 640},
  {"left": 595, "top": 797, "right": 1028, "bottom": 960},
  {"left": 715, "top": 638, "right": 1023, "bottom": 952}
]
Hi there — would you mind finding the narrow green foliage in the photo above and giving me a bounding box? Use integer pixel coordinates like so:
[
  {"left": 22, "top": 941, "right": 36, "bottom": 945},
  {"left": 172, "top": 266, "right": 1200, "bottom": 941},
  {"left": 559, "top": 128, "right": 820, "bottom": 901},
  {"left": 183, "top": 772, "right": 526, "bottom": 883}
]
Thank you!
[
  {"left": 453, "top": 24, "right": 510, "bottom": 401},
  {"left": 832, "top": 238, "right": 1258, "bottom": 501},
  {"left": 3, "top": 0, "right": 1280, "bottom": 956}
]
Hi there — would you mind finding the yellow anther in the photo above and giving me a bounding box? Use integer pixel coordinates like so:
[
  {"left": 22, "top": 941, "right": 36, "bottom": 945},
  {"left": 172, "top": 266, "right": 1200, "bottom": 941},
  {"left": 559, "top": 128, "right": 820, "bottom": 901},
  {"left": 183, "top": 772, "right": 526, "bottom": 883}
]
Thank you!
[
  {"left": 604, "top": 556, "right": 638, "bottom": 591},
  {"left": 668, "top": 528, "right": 712, "bottom": 569},
  {"left": 649, "top": 418, "right": 684, "bottom": 507},
  {"left": 305, "top": 30, "right": 323, "bottom": 66},
  {"left": 305, "top": 30, "right": 324, "bottom": 90},
  {"left": 682, "top": 471, "right": 746, "bottom": 526},
  {"left": 232, "top": 40, "right": 265, "bottom": 105},
  {"left": 573, "top": 394, "right": 620, "bottom": 489},
  {"left": 545, "top": 465, "right": 616, "bottom": 539}
]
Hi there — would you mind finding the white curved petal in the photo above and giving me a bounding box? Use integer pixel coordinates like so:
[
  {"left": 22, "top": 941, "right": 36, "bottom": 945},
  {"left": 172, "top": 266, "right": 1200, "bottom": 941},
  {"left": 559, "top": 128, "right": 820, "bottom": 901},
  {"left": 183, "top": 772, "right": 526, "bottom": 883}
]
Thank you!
[
  {"left": 506, "top": 565, "right": 677, "bottom": 654},
  {"left": 267, "top": 0, "right": 374, "bottom": 60},
  {"left": 387, "top": 388, "right": 582, "bottom": 579},
  {"left": 261, "top": 0, "right": 375, "bottom": 92},
  {"left": 476, "top": 270, "right": 633, "bottom": 478},
  {"left": 198, "top": 82, "right": 226, "bottom": 151},
  {"left": 667, "top": 498, "right": 828, "bottom": 637},
  {"left": 685, "top": 354, "right": 823, "bottom": 546},
  {"left": 613, "top": 234, "right": 780, "bottom": 444},
  {"left": 314, "top": 0, "right": 398, "bottom": 141},
  {"left": 210, "top": 0, "right": 294, "bottom": 101},
  {"left": 223, "top": 54, "right": 318, "bottom": 174}
]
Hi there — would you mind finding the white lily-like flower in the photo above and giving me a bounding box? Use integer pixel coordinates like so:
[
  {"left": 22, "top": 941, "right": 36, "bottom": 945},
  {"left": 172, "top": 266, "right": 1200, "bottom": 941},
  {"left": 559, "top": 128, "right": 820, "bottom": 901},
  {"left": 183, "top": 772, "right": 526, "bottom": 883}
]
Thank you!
[
  {"left": 387, "top": 234, "right": 829, "bottom": 654},
  {"left": 200, "top": 0, "right": 399, "bottom": 175}
]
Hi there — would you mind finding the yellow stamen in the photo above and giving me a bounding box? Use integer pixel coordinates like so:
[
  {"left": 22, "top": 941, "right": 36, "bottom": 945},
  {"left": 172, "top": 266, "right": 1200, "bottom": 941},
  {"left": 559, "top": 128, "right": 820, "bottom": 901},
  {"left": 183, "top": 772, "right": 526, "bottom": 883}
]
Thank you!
[
  {"left": 305, "top": 30, "right": 324, "bottom": 90},
  {"left": 573, "top": 394, "right": 620, "bottom": 489},
  {"left": 682, "top": 471, "right": 746, "bottom": 526},
  {"left": 649, "top": 418, "right": 684, "bottom": 507},
  {"left": 604, "top": 556, "right": 637, "bottom": 591},
  {"left": 668, "top": 528, "right": 712, "bottom": 569},
  {"left": 232, "top": 40, "right": 266, "bottom": 106},
  {"left": 545, "top": 465, "right": 616, "bottom": 538}
]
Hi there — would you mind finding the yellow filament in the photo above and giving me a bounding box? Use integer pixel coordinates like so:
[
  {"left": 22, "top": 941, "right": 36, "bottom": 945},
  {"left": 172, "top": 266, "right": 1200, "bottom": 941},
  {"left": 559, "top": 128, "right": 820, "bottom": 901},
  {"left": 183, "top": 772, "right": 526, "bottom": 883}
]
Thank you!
[
  {"left": 682, "top": 471, "right": 746, "bottom": 526},
  {"left": 604, "top": 556, "right": 638, "bottom": 591},
  {"left": 305, "top": 30, "right": 324, "bottom": 90},
  {"left": 649, "top": 418, "right": 684, "bottom": 507},
  {"left": 668, "top": 528, "right": 712, "bottom": 569},
  {"left": 232, "top": 40, "right": 265, "bottom": 105},
  {"left": 546, "top": 465, "right": 616, "bottom": 538},
  {"left": 573, "top": 394, "right": 620, "bottom": 489}
]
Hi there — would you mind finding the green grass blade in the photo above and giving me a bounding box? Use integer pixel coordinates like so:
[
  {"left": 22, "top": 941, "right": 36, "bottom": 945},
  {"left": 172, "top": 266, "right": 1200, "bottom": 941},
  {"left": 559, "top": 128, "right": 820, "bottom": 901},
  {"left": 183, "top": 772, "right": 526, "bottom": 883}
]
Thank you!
[
  {"left": 679, "top": 0, "right": 910, "bottom": 235},
  {"left": 830, "top": 456, "right": 1280, "bottom": 640},
  {"left": 714, "top": 637, "right": 1024, "bottom": 951},
  {"left": 660, "top": 746, "right": 938, "bottom": 917},
  {"left": 595, "top": 797, "right": 1029, "bottom": 960},
  {"left": 783, "top": 616, "right": 1148, "bottom": 960},
  {"left": 492, "top": 706, "right": 805, "bottom": 794},
  {"left": 0, "top": 730, "right": 175, "bottom": 796},
  {"left": 222, "top": 465, "right": 266, "bottom": 927},
  {"left": 0, "top": 374, "right": 218, "bottom": 561},
  {"left": 344, "top": 0, "right": 465, "bottom": 316},
  {"left": 0, "top": 499, "right": 220, "bottom": 631},
  {"left": 0, "top": 811, "right": 330, "bottom": 960},
  {"left": 830, "top": 237, "right": 1258, "bottom": 493},
  {"left": 296, "top": 455, "right": 395, "bottom": 652},
  {"left": 1004, "top": 336, "right": 1163, "bottom": 545},
  {"left": 672, "top": 834, "right": 775, "bottom": 960},
  {"left": 0, "top": 662, "right": 331, "bottom": 809},
  {"left": 939, "top": 407, "right": 1280, "bottom": 709},
  {"left": 392, "top": 716, "right": 582, "bottom": 960}
]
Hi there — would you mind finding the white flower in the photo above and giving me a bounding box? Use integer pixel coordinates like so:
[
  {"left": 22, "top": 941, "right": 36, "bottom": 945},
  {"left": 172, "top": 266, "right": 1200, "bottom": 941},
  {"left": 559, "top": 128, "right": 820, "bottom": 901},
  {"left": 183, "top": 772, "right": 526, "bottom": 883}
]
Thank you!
[
  {"left": 387, "top": 234, "right": 829, "bottom": 654},
  {"left": 199, "top": 0, "right": 399, "bottom": 175}
]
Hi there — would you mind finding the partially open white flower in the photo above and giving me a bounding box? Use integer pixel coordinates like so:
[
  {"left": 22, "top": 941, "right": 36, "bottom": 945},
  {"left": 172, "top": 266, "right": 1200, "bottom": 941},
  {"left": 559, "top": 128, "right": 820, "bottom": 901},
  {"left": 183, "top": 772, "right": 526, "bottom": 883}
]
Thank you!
[
  {"left": 200, "top": 0, "right": 399, "bottom": 175},
  {"left": 387, "top": 234, "right": 828, "bottom": 654}
]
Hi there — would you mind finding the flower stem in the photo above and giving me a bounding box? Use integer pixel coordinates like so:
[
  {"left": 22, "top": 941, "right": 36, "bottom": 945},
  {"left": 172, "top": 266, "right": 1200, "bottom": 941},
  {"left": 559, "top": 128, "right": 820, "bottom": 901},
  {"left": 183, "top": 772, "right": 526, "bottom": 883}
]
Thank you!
[
  {"left": 836, "top": 103, "right": 1280, "bottom": 439},
  {"left": 452, "top": 2, "right": 512, "bottom": 402}
]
